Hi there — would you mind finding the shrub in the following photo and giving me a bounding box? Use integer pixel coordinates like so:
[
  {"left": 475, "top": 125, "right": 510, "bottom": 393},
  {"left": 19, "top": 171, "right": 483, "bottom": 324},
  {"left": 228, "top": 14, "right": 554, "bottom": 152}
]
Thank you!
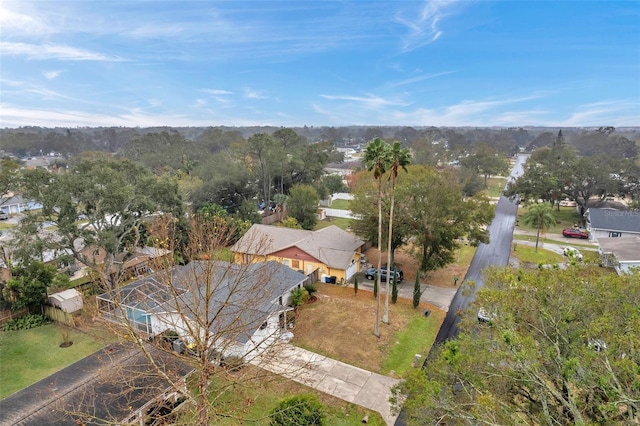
[
  {"left": 353, "top": 277, "right": 358, "bottom": 294},
  {"left": 288, "top": 287, "right": 308, "bottom": 309},
  {"left": 2, "top": 314, "right": 50, "bottom": 331},
  {"left": 269, "top": 394, "right": 325, "bottom": 426},
  {"left": 413, "top": 274, "right": 421, "bottom": 309},
  {"left": 303, "top": 283, "right": 317, "bottom": 297}
]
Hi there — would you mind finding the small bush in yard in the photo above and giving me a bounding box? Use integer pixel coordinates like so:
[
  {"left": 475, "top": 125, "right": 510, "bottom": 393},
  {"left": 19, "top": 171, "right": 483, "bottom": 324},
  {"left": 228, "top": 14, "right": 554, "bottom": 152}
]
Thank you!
[
  {"left": 288, "top": 287, "right": 308, "bottom": 309},
  {"left": 270, "top": 394, "right": 325, "bottom": 426},
  {"left": 303, "top": 283, "right": 317, "bottom": 297},
  {"left": 2, "top": 314, "right": 50, "bottom": 331}
]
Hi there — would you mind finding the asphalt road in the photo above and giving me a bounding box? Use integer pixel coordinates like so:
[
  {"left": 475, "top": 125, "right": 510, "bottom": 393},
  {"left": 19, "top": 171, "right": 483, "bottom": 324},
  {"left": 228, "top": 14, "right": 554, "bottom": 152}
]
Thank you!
[{"left": 432, "top": 154, "right": 528, "bottom": 343}]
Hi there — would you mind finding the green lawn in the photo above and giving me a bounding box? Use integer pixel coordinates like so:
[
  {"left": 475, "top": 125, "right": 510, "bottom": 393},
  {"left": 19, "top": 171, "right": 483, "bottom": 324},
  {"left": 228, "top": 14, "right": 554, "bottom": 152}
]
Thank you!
[
  {"left": 329, "top": 199, "right": 351, "bottom": 210},
  {"left": 484, "top": 177, "right": 507, "bottom": 198},
  {"left": 517, "top": 205, "right": 583, "bottom": 234},
  {"left": 192, "top": 371, "right": 385, "bottom": 425},
  {"left": 0, "top": 323, "right": 107, "bottom": 398},
  {"left": 314, "top": 217, "right": 352, "bottom": 231},
  {"left": 510, "top": 244, "right": 564, "bottom": 265},
  {"left": 512, "top": 234, "right": 596, "bottom": 249},
  {"left": 383, "top": 313, "right": 439, "bottom": 376}
]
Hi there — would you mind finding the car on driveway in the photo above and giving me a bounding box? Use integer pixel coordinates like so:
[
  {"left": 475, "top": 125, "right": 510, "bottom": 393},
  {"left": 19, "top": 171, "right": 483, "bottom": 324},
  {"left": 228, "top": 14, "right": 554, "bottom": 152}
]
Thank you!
[
  {"left": 562, "top": 228, "right": 589, "bottom": 239},
  {"left": 364, "top": 266, "right": 403, "bottom": 283},
  {"left": 563, "top": 246, "right": 583, "bottom": 261},
  {"left": 0, "top": 212, "right": 8, "bottom": 221}
]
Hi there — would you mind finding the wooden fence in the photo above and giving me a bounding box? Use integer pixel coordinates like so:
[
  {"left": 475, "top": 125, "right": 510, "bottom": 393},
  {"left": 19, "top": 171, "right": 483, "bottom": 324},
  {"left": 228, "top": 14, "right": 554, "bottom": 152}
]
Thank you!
[
  {"left": 43, "top": 305, "right": 76, "bottom": 326},
  {"left": 0, "top": 307, "right": 28, "bottom": 325}
]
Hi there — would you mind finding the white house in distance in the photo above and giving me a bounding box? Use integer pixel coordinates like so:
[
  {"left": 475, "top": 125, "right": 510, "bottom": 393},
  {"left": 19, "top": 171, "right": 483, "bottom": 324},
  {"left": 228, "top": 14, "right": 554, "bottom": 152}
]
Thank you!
[
  {"left": 97, "top": 260, "right": 307, "bottom": 360},
  {"left": 598, "top": 237, "right": 640, "bottom": 275},
  {"left": 585, "top": 208, "right": 640, "bottom": 241}
]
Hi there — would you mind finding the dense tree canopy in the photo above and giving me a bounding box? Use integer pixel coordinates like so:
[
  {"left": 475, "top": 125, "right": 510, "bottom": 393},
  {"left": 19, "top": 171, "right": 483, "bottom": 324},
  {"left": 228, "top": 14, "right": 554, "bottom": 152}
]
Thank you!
[
  {"left": 286, "top": 184, "right": 320, "bottom": 230},
  {"left": 351, "top": 165, "right": 494, "bottom": 273},
  {"left": 395, "top": 266, "right": 640, "bottom": 425},
  {"left": 19, "top": 158, "right": 184, "bottom": 289}
]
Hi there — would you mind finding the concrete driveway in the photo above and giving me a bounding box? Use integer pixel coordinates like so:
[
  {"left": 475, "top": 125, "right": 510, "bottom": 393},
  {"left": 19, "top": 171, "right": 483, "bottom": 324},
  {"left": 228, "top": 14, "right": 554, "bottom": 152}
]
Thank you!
[{"left": 252, "top": 343, "right": 401, "bottom": 425}]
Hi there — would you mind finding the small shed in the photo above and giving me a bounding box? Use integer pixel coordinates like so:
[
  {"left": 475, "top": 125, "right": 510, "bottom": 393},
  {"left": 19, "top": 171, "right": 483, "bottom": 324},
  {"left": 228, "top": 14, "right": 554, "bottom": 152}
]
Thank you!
[{"left": 48, "top": 288, "right": 84, "bottom": 313}]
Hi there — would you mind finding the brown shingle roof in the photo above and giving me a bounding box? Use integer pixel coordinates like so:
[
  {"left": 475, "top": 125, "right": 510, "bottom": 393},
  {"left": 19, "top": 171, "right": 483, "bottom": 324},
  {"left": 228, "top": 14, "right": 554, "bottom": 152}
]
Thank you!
[{"left": 231, "top": 224, "right": 364, "bottom": 270}]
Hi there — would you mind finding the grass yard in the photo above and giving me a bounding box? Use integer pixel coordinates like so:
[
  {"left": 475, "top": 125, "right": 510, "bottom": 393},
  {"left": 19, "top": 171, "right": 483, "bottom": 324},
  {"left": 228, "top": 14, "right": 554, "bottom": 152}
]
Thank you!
[
  {"left": 0, "top": 323, "right": 107, "bottom": 398},
  {"left": 517, "top": 205, "right": 583, "bottom": 234},
  {"left": 208, "top": 368, "right": 385, "bottom": 425},
  {"left": 484, "top": 177, "right": 507, "bottom": 198},
  {"left": 329, "top": 199, "right": 351, "bottom": 210},
  {"left": 314, "top": 217, "right": 352, "bottom": 231},
  {"left": 291, "top": 283, "right": 444, "bottom": 377},
  {"left": 510, "top": 245, "right": 564, "bottom": 265},
  {"left": 512, "top": 234, "right": 596, "bottom": 248}
]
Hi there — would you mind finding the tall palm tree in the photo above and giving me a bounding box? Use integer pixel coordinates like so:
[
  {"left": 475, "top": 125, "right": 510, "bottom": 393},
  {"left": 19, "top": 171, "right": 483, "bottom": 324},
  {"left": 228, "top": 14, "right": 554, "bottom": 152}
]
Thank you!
[
  {"left": 363, "top": 138, "right": 391, "bottom": 338},
  {"left": 522, "top": 202, "right": 557, "bottom": 251},
  {"left": 383, "top": 141, "right": 411, "bottom": 324}
]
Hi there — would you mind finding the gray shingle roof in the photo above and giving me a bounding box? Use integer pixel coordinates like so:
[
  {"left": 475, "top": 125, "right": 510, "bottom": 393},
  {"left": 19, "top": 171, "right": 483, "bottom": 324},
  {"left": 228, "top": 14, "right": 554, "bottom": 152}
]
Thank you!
[
  {"left": 231, "top": 224, "right": 364, "bottom": 270},
  {"left": 98, "top": 260, "right": 306, "bottom": 344},
  {"left": 587, "top": 208, "right": 640, "bottom": 233}
]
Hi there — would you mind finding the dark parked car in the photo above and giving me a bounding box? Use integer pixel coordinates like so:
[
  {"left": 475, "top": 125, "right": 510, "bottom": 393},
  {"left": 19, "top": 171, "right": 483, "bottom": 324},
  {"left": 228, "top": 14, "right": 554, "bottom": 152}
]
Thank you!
[
  {"left": 562, "top": 228, "right": 589, "bottom": 239},
  {"left": 0, "top": 212, "right": 8, "bottom": 221},
  {"left": 364, "top": 266, "right": 403, "bottom": 283}
]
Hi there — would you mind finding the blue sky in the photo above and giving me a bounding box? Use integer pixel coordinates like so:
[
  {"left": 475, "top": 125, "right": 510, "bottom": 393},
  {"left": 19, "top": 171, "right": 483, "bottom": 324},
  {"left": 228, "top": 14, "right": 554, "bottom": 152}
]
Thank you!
[{"left": 1, "top": 1, "right": 639, "bottom": 128}]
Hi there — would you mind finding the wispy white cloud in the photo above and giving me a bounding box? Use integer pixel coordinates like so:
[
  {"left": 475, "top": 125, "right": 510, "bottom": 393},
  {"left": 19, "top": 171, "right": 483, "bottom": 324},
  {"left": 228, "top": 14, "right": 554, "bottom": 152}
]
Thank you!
[
  {"left": 553, "top": 100, "right": 640, "bottom": 127},
  {"left": 0, "top": 4, "right": 49, "bottom": 35},
  {"left": 43, "top": 70, "right": 63, "bottom": 80},
  {"left": 387, "top": 71, "right": 456, "bottom": 88},
  {"left": 243, "top": 88, "right": 267, "bottom": 99},
  {"left": 24, "top": 87, "right": 76, "bottom": 101},
  {"left": 395, "top": 0, "right": 459, "bottom": 52},
  {"left": 0, "top": 42, "right": 124, "bottom": 61},
  {"left": 319, "top": 94, "right": 409, "bottom": 108},
  {"left": 201, "top": 89, "right": 233, "bottom": 96}
]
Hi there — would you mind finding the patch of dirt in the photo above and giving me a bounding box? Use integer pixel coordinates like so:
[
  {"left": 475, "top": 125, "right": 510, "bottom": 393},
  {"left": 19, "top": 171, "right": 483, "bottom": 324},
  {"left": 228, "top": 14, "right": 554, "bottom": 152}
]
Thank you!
[
  {"left": 290, "top": 283, "right": 444, "bottom": 376},
  {"left": 364, "top": 244, "right": 470, "bottom": 288}
]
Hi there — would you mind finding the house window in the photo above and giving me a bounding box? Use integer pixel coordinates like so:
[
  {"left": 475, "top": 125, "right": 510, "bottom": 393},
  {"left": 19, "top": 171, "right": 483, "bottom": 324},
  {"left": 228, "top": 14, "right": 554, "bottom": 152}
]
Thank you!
[
  {"left": 292, "top": 260, "right": 300, "bottom": 269},
  {"left": 283, "top": 259, "right": 290, "bottom": 266},
  {"left": 609, "top": 232, "right": 621, "bottom": 237},
  {"left": 243, "top": 254, "right": 253, "bottom": 263}
]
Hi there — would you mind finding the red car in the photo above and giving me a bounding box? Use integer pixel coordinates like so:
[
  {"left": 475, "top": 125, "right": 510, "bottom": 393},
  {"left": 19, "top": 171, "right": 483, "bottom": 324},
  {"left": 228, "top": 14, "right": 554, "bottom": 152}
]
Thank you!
[{"left": 562, "top": 228, "right": 589, "bottom": 239}]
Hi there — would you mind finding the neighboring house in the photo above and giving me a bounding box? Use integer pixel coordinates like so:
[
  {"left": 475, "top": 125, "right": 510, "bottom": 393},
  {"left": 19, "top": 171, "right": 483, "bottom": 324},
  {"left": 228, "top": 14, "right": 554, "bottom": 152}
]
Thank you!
[
  {"left": 598, "top": 237, "right": 640, "bottom": 275},
  {"left": 231, "top": 224, "right": 365, "bottom": 283},
  {"left": 97, "top": 260, "right": 307, "bottom": 360},
  {"left": 585, "top": 208, "right": 640, "bottom": 241},
  {"left": 0, "top": 194, "right": 42, "bottom": 215},
  {"left": 118, "top": 246, "right": 172, "bottom": 278}
]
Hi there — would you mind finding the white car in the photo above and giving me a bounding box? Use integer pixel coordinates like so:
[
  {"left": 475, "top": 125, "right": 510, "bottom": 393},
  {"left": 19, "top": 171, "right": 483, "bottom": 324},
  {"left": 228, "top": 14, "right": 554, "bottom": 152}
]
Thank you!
[
  {"left": 563, "top": 246, "right": 583, "bottom": 261},
  {"left": 477, "top": 308, "right": 496, "bottom": 323}
]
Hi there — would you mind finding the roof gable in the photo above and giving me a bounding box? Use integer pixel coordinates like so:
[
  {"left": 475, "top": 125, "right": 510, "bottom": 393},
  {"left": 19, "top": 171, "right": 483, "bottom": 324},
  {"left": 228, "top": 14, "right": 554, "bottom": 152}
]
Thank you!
[{"left": 231, "top": 224, "right": 364, "bottom": 269}]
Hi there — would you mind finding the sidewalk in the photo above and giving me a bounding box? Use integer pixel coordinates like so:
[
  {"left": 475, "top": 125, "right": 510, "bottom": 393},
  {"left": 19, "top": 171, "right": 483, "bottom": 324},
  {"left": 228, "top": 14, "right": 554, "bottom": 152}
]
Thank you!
[{"left": 252, "top": 344, "right": 401, "bottom": 425}]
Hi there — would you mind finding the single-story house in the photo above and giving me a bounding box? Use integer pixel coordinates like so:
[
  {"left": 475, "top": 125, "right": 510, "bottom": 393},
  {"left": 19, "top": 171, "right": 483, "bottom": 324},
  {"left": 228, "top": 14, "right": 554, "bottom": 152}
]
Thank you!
[
  {"left": 97, "top": 260, "right": 307, "bottom": 360},
  {"left": 598, "top": 237, "right": 640, "bottom": 275},
  {"left": 0, "top": 194, "right": 42, "bottom": 215},
  {"left": 48, "top": 288, "right": 84, "bottom": 313},
  {"left": 231, "top": 224, "right": 365, "bottom": 283},
  {"left": 585, "top": 208, "right": 640, "bottom": 241}
]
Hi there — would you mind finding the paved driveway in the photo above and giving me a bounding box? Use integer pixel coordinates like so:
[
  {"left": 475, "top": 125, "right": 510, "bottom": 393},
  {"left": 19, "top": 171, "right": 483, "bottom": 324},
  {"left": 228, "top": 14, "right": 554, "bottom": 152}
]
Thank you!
[{"left": 253, "top": 344, "right": 401, "bottom": 425}]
